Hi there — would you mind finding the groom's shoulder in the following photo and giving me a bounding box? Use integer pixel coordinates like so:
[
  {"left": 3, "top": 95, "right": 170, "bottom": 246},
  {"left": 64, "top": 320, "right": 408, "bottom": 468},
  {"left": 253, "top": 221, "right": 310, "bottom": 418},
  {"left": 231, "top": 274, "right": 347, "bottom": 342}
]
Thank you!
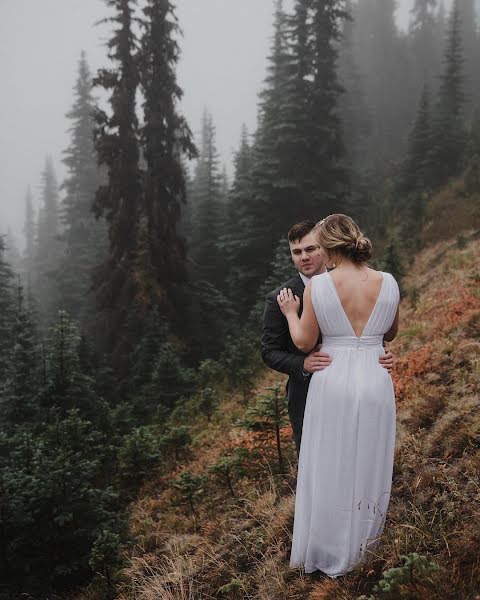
[{"left": 266, "top": 274, "right": 303, "bottom": 300}]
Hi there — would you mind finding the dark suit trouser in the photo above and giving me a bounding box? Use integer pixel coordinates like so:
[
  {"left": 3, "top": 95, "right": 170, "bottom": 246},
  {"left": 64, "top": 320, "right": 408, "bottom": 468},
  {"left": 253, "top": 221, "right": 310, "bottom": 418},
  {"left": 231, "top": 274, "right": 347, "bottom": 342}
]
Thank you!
[{"left": 287, "top": 378, "right": 310, "bottom": 457}]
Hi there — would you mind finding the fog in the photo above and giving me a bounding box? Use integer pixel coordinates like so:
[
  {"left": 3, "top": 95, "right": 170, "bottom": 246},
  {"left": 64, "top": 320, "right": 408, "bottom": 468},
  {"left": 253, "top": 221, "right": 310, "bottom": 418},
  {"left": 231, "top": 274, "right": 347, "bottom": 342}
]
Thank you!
[{"left": 0, "top": 0, "right": 445, "bottom": 242}]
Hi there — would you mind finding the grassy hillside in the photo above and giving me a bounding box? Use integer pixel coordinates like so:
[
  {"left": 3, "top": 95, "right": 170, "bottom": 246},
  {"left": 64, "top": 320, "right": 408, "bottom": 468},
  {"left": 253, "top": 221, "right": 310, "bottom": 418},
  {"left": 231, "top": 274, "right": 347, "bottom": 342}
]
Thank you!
[{"left": 71, "top": 234, "right": 480, "bottom": 600}]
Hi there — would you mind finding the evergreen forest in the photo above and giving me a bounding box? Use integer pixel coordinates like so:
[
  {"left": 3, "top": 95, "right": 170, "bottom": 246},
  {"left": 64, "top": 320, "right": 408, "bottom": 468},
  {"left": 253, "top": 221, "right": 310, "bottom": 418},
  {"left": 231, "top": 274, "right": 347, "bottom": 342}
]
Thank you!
[{"left": 0, "top": 1, "right": 479, "bottom": 598}]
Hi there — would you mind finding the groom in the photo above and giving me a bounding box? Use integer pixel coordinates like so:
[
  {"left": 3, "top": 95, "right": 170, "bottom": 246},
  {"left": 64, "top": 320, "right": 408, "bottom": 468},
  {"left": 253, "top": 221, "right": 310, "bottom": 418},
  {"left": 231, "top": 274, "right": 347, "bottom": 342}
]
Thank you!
[{"left": 261, "top": 220, "right": 393, "bottom": 455}]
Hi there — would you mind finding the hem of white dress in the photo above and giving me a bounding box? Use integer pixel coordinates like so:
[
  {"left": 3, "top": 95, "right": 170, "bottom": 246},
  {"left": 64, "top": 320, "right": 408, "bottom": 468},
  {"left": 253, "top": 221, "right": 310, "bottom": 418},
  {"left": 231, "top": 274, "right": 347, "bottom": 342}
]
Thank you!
[{"left": 290, "top": 562, "right": 355, "bottom": 578}]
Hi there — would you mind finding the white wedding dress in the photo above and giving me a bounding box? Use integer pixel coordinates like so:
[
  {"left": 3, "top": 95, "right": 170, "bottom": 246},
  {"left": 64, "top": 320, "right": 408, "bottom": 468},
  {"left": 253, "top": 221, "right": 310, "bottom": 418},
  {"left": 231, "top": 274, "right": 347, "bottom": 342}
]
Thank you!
[{"left": 289, "top": 271, "right": 400, "bottom": 577}]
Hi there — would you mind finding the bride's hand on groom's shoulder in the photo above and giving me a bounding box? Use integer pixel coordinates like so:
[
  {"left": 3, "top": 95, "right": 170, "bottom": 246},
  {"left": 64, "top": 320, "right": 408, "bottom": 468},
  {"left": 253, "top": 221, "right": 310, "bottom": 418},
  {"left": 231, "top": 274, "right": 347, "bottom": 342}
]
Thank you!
[{"left": 277, "top": 287, "right": 300, "bottom": 316}]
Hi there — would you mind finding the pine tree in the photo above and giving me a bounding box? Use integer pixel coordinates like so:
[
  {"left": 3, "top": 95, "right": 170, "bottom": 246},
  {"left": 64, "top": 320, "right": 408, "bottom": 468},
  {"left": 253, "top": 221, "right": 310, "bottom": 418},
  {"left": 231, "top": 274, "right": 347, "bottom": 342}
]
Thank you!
[
  {"left": 208, "top": 449, "right": 248, "bottom": 498},
  {"left": 39, "top": 312, "right": 110, "bottom": 427},
  {"left": 196, "top": 386, "right": 219, "bottom": 421},
  {"left": 35, "top": 155, "right": 62, "bottom": 323},
  {"left": 249, "top": 235, "right": 296, "bottom": 326},
  {"left": 221, "top": 4, "right": 290, "bottom": 299},
  {"left": 188, "top": 278, "right": 235, "bottom": 361},
  {"left": 158, "top": 424, "right": 191, "bottom": 461},
  {"left": 189, "top": 109, "right": 224, "bottom": 287},
  {"left": 352, "top": 0, "right": 413, "bottom": 169},
  {"left": 234, "top": 383, "right": 289, "bottom": 472},
  {"left": 23, "top": 185, "right": 36, "bottom": 292},
  {"left": 58, "top": 51, "right": 107, "bottom": 326},
  {"left": 396, "top": 83, "right": 435, "bottom": 249},
  {"left": 138, "top": 0, "right": 196, "bottom": 303},
  {"left": 0, "top": 402, "right": 117, "bottom": 594},
  {"left": 402, "top": 83, "right": 435, "bottom": 193},
  {"left": 287, "top": 0, "right": 349, "bottom": 210},
  {"left": 432, "top": 0, "right": 467, "bottom": 183},
  {"left": 4, "top": 229, "right": 21, "bottom": 275},
  {"left": 18, "top": 410, "right": 117, "bottom": 593},
  {"left": 464, "top": 107, "right": 480, "bottom": 191},
  {"left": 118, "top": 426, "right": 161, "bottom": 489},
  {"left": 94, "top": 0, "right": 141, "bottom": 262},
  {"left": 381, "top": 239, "right": 405, "bottom": 295},
  {"left": 252, "top": 0, "right": 294, "bottom": 220},
  {"left": 222, "top": 332, "right": 259, "bottom": 403},
  {"left": 276, "top": 0, "right": 311, "bottom": 205},
  {"left": 0, "top": 237, "right": 14, "bottom": 381},
  {"left": 437, "top": 0, "right": 447, "bottom": 40},
  {"left": 93, "top": 0, "right": 143, "bottom": 371},
  {"left": 247, "top": 0, "right": 349, "bottom": 292},
  {"left": 337, "top": 0, "right": 371, "bottom": 168},
  {"left": 0, "top": 286, "right": 39, "bottom": 428},
  {"left": 307, "top": 0, "right": 349, "bottom": 210},
  {"left": 133, "top": 338, "right": 195, "bottom": 422},
  {"left": 221, "top": 124, "right": 258, "bottom": 309},
  {"left": 409, "top": 0, "right": 442, "bottom": 93},
  {"left": 241, "top": 0, "right": 299, "bottom": 292},
  {"left": 172, "top": 470, "right": 207, "bottom": 517},
  {"left": 458, "top": 0, "right": 478, "bottom": 110},
  {"left": 37, "top": 156, "right": 59, "bottom": 250},
  {"left": 89, "top": 530, "right": 123, "bottom": 600}
]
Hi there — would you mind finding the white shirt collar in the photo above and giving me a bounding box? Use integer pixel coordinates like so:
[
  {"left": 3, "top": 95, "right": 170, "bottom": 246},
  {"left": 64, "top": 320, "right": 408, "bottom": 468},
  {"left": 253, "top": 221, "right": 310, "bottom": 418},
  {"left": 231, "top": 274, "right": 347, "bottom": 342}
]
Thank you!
[
  {"left": 299, "top": 266, "right": 328, "bottom": 287},
  {"left": 299, "top": 272, "right": 310, "bottom": 287}
]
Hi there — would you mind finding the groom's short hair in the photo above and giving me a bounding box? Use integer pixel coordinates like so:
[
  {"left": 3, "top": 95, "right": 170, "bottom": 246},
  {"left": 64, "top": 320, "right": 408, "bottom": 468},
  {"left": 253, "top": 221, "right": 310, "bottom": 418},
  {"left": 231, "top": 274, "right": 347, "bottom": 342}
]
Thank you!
[{"left": 288, "top": 221, "right": 317, "bottom": 243}]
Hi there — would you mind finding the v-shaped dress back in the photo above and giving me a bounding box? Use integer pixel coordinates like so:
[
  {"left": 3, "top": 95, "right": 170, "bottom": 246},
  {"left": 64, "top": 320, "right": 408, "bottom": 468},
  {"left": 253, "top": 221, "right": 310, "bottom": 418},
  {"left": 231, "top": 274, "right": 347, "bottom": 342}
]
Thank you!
[{"left": 289, "top": 271, "right": 400, "bottom": 577}]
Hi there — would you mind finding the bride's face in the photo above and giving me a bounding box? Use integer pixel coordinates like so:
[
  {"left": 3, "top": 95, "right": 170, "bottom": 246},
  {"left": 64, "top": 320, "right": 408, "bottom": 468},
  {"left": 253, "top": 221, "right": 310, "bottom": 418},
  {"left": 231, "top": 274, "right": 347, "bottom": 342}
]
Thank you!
[{"left": 289, "top": 232, "right": 327, "bottom": 278}]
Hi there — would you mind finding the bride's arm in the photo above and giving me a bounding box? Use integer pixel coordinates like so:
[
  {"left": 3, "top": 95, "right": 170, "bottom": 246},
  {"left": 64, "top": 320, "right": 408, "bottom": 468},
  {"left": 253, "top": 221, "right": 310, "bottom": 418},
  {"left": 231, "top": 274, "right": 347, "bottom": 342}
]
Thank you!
[
  {"left": 384, "top": 305, "right": 399, "bottom": 342},
  {"left": 277, "top": 282, "right": 320, "bottom": 353}
]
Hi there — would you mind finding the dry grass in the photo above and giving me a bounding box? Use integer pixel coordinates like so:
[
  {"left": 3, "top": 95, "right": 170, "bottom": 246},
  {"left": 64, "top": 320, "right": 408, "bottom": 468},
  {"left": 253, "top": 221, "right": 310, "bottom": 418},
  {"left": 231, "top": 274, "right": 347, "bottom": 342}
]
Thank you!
[{"left": 421, "top": 178, "right": 480, "bottom": 244}]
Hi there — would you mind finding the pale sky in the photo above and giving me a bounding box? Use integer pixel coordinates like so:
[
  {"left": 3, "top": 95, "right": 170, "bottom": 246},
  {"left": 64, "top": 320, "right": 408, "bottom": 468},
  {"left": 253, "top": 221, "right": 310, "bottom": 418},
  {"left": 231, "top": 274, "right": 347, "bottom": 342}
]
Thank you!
[{"left": 0, "top": 0, "right": 433, "bottom": 244}]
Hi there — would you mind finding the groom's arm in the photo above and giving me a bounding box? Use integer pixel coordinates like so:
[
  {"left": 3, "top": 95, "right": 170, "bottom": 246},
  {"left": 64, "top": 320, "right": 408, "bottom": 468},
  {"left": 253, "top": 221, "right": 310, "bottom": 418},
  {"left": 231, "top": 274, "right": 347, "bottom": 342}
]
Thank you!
[{"left": 261, "top": 291, "right": 307, "bottom": 382}]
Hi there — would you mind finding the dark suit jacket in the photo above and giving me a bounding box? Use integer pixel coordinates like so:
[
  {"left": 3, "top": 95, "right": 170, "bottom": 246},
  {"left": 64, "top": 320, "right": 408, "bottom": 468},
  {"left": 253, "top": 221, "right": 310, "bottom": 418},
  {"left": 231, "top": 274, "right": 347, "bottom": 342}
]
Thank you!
[{"left": 261, "top": 273, "right": 311, "bottom": 454}]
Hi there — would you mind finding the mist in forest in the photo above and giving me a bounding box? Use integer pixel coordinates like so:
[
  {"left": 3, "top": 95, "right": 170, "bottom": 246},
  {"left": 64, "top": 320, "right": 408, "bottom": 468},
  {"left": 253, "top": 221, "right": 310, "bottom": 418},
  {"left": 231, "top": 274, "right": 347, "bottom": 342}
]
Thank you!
[{"left": 0, "top": 0, "right": 455, "bottom": 241}]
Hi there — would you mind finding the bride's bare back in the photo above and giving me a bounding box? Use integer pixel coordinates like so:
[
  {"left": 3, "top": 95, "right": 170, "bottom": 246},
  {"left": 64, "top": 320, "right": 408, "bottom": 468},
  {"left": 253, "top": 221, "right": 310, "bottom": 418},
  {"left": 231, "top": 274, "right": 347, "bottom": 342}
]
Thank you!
[{"left": 328, "top": 267, "right": 384, "bottom": 338}]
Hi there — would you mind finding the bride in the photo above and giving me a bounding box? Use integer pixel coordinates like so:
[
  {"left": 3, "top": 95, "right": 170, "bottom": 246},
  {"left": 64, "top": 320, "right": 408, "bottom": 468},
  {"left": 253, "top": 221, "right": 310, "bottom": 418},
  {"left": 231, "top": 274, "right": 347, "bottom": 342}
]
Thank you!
[{"left": 277, "top": 214, "right": 400, "bottom": 577}]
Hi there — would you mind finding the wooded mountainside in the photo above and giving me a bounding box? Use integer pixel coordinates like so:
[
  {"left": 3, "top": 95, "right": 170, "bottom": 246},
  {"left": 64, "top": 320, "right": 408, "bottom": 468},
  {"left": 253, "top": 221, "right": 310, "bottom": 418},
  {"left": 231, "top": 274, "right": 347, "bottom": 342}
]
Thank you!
[{"left": 0, "top": 1, "right": 479, "bottom": 598}]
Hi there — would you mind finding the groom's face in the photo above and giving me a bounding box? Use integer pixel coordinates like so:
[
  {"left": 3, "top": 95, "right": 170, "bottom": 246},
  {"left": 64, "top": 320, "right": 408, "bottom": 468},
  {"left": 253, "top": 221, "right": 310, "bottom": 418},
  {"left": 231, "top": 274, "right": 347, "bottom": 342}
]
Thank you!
[{"left": 289, "top": 232, "right": 326, "bottom": 278}]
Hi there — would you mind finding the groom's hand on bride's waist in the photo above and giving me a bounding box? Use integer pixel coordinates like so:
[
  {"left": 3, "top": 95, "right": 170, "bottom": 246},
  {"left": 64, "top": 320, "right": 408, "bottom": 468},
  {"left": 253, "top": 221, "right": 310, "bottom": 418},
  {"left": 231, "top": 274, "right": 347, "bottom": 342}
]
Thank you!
[
  {"left": 379, "top": 349, "right": 394, "bottom": 373},
  {"left": 303, "top": 348, "right": 332, "bottom": 374},
  {"left": 302, "top": 349, "right": 394, "bottom": 374}
]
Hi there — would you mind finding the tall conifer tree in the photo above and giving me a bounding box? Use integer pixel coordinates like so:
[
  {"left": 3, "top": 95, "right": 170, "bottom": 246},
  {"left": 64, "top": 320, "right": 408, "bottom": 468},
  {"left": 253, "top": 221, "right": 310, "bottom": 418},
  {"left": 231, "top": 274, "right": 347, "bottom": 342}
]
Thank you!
[
  {"left": 0, "top": 237, "right": 14, "bottom": 381},
  {"left": 458, "top": 0, "right": 478, "bottom": 109},
  {"left": 402, "top": 83, "right": 435, "bottom": 193},
  {"left": 432, "top": 0, "right": 466, "bottom": 182},
  {"left": 352, "top": 0, "right": 413, "bottom": 169},
  {"left": 94, "top": 0, "right": 141, "bottom": 262},
  {"left": 248, "top": 0, "right": 349, "bottom": 292},
  {"left": 58, "top": 51, "right": 107, "bottom": 325},
  {"left": 245, "top": 0, "right": 293, "bottom": 287},
  {"left": 4, "top": 229, "right": 21, "bottom": 275},
  {"left": 189, "top": 109, "right": 223, "bottom": 287},
  {"left": 409, "top": 0, "right": 442, "bottom": 93},
  {"left": 253, "top": 0, "right": 293, "bottom": 209},
  {"left": 139, "top": 0, "right": 196, "bottom": 305},
  {"left": 338, "top": 0, "right": 371, "bottom": 168},
  {"left": 23, "top": 186, "right": 35, "bottom": 292},
  {"left": 35, "top": 155, "right": 62, "bottom": 323},
  {"left": 93, "top": 0, "right": 143, "bottom": 366},
  {"left": 0, "top": 286, "right": 39, "bottom": 427},
  {"left": 222, "top": 125, "right": 257, "bottom": 309},
  {"left": 396, "top": 83, "right": 435, "bottom": 249},
  {"left": 307, "top": 0, "right": 349, "bottom": 210}
]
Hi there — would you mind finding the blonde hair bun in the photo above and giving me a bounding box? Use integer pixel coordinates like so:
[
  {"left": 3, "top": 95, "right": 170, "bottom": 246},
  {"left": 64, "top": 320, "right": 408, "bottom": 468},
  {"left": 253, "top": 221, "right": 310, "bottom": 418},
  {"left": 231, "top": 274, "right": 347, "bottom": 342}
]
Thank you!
[{"left": 314, "top": 214, "right": 372, "bottom": 263}]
